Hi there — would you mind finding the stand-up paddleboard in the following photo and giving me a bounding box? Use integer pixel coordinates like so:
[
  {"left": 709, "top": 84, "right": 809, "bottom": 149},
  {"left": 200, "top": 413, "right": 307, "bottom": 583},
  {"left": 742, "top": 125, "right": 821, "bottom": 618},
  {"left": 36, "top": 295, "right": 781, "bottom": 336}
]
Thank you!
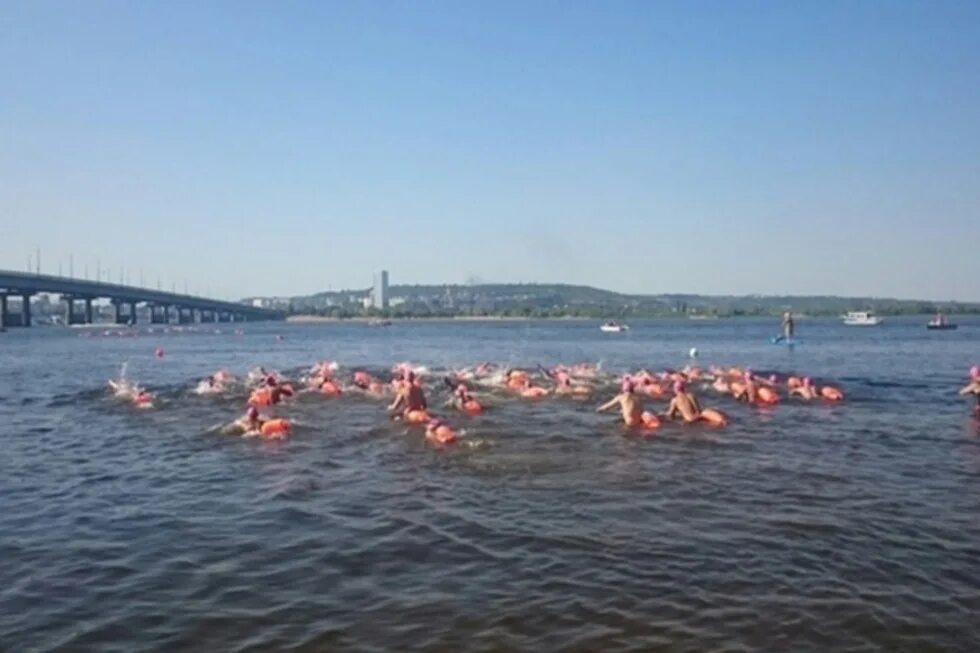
[{"left": 770, "top": 336, "right": 802, "bottom": 346}]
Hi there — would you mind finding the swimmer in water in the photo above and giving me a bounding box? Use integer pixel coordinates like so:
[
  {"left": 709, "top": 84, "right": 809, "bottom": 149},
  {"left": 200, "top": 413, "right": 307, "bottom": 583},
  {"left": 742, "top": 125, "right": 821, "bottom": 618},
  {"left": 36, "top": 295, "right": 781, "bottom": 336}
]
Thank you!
[
  {"left": 789, "top": 377, "right": 820, "bottom": 400},
  {"left": 446, "top": 383, "right": 478, "bottom": 412},
  {"left": 231, "top": 406, "right": 263, "bottom": 434},
  {"left": 425, "top": 418, "right": 457, "bottom": 444},
  {"left": 665, "top": 380, "right": 703, "bottom": 424},
  {"left": 732, "top": 370, "right": 759, "bottom": 403},
  {"left": 388, "top": 371, "right": 428, "bottom": 417},
  {"left": 596, "top": 380, "right": 659, "bottom": 429},
  {"left": 959, "top": 366, "right": 980, "bottom": 414}
]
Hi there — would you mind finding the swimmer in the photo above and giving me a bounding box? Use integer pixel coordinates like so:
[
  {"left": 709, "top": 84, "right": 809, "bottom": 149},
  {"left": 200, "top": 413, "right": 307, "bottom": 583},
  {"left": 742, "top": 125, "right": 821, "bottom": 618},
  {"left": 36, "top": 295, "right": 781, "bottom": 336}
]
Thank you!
[
  {"left": 789, "top": 377, "right": 820, "bottom": 400},
  {"left": 194, "top": 375, "right": 224, "bottom": 396},
  {"left": 224, "top": 405, "right": 264, "bottom": 435},
  {"left": 596, "top": 380, "right": 660, "bottom": 430},
  {"left": 388, "top": 371, "right": 428, "bottom": 417},
  {"left": 425, "top": 418, "right": 457, "bottom": 445},
  {"left": 133, "top": 390, "right": 154, "bottom": 409},
  {"left": 959, "top": 366, "right": 980, "bottom": 414},
  {"left": 732, "top": 370, "right": 759, "bottom": 403},
  {"left": 541, "top": 365, "right": 591, "bottom": 396},
  {"left": 665, "top": 380, "right": 703, "bottom": 424},
  {"left": 449, "top": 383, "right": 484, "bottom": 414}
]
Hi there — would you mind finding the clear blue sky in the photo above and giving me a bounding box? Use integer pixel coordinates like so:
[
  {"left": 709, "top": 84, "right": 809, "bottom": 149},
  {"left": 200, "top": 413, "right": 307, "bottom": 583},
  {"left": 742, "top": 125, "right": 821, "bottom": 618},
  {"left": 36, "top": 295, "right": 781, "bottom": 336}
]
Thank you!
[{"left": 2, "top": 1, "right": 978, "bottom": 300}]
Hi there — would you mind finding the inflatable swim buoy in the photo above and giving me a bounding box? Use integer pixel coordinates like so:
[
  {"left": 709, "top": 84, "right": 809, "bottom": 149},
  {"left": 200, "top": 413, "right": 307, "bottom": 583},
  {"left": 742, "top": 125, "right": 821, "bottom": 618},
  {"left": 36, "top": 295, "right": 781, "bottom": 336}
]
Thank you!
[
  {"left": 640, "top": 411, "right": 661, "bottom": 431},
  {"left": 699, "top": 408, "right": 727, "bottom": 427},
  {"left": 820, "top": 386, "right": 844, "bottom": 401},
  {"left": 260, "top": 418, "right": 290, "bottom": 439},
  {"left": 404, "top": 409, "right": 431, "bottom": 425},
  {"left": 426, "top": 425, "right": 457, "bottom": 444},
  {"left": 249, "top": 388, "right": 273, "bottom": 406},
  {"left": 520, "top": 386, "right": 549, "bottom": 399},
  {"left": 757, "top": 387, "right": 780, "bottom": 405}
]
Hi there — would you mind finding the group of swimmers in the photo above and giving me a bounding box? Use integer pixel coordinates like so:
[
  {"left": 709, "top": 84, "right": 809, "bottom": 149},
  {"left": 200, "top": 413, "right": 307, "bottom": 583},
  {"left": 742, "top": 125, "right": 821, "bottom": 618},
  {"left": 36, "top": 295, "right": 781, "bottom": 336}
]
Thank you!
[
  {"left": 109, "top": 357, "right": 980, "bottom": 443},
  {"left": 201, "top": 360, "right": 856, "bottom": 444}
]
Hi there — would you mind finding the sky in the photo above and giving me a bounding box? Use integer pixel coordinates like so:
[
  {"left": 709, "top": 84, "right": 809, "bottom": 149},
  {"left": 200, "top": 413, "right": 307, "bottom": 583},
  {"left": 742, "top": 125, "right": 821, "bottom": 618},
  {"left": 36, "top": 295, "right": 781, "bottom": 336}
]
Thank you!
[{"left": 1, "top": 1, "right": 978, "bottom": 301}]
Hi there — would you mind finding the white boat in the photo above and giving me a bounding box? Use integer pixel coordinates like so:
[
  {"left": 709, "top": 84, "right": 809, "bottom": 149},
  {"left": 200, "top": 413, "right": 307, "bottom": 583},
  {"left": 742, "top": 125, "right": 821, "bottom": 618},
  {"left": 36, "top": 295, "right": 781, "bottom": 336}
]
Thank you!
[
  {"left": 842, "top": 311, "right": 883, "bottom": 326},
  {"left": 600, "top": 321, "right": 629, "bottom": 333}
]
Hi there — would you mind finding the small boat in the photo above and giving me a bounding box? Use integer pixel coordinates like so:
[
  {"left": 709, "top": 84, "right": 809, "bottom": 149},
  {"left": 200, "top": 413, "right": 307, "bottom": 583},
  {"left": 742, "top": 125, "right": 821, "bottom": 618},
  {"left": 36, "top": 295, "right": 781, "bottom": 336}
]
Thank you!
[
  {"left": 600, "top": 321, "right": 629, "bottom": 333},
  {"left": 927, "top": 313, "right": 957, "bottom": 330},
  {"left": 368, "top": 319, "right": 392, "bottom": 327},
  {"left": 842, "top": 311, "right": 883, "bottom": 326}
]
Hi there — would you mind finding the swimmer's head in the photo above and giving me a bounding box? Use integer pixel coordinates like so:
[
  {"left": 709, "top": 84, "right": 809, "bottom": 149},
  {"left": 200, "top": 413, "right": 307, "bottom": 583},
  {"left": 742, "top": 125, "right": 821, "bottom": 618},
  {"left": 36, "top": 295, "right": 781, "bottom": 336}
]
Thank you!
[
  {"left": 246, "top": 406, "right": 259, "bottom": 420},
  {"left": 455, "top": 384, "right": 468, "bottom": 397},
  {"left": 427, "top": 418, "right": 443, "bottom": 429},
  {"left": 621, "top": 380, "right": 635, "bottom": 394},
  {"left": 768, "top": 374, "right": 777, "bottom": 384},
  {"left": 406, "top": 371, "right": 416, "bottom": 383},
  {"left": 266, "top": 375, "right": 277, "bottom": 387},
  {"left": 971, "top": 365, "right": 980, "bottom": 380},
  {"left": 743, "top": 369, "right": 753, "bottom": 381},
  {"left": 803, "top": 377, "right": 812, "bottom": 387},
  {"left": 673, "top": 380, "right": 686, "bottom": 394}
]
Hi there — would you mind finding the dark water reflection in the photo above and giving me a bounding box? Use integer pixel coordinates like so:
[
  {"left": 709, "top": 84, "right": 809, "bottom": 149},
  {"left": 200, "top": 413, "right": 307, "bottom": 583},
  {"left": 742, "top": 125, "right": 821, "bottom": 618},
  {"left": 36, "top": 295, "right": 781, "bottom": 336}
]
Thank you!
[{"left": 2, "top": 318, "right": 980, "bottom": 651}]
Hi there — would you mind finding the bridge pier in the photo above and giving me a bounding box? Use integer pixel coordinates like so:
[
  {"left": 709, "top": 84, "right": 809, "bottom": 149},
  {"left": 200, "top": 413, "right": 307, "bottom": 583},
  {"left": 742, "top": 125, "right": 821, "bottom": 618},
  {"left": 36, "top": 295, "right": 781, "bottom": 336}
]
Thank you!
[
  {"left": 149, "top": 304, "right": 169, "bottom": 324},
  {"left": 114, "top": 300, "right": 138, "bottom": 325},
  {"left": 176, "top": 307, "right": 194, "bottom": 325},
  {"left": 217, "top": 311, "right": 231, "bottom": 323},
  {"left": 64, "top": 296, "right": 91, "bottom": 325},
  {"left": 200, "top": 309, "right": 216, "bottom": 323},
  {"left": 3, "top": 294, "right": 36, "bottom": 327}
]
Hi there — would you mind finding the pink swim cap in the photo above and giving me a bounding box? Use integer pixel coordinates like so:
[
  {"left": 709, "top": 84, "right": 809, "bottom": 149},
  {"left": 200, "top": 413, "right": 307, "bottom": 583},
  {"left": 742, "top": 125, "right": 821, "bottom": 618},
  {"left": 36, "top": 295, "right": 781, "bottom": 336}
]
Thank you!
[
  {"left": 621, "top": 380, "right": 635, "bottom": 394},
  {"left": 743, "top": 369, "right": 753, "bottom": 381},
  {"left": 455, "top": 384, "right": 468, "bottom": 396},
  {"left": 803, "top": 377, "right": 812, "bottom": 387},
  {"left": 428, "top": 418, "right": 443, "bottom": 429},
  {"left": 971, "top": 366, "right": 980, "bottom": 380}
]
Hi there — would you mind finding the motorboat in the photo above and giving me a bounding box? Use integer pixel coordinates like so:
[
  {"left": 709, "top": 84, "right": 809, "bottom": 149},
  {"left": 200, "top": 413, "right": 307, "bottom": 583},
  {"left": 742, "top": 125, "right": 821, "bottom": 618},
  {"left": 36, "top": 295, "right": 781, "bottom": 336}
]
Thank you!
[
  {"left": 842, "top": 311, "right": 883, "bottom": 326},
  {"left": 599, "top": 321, "right": 629, "bottom": 333},
  {"left": 927, "top": 313, "right": 957, "bottom": 330}
]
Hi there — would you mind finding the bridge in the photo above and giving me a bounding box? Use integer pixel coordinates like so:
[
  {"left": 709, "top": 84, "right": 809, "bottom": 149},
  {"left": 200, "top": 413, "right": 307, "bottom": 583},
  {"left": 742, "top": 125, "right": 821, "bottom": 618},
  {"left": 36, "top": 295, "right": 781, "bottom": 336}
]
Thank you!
[{"left": 0, "top": 270, "right": 283, "bottom": 327}]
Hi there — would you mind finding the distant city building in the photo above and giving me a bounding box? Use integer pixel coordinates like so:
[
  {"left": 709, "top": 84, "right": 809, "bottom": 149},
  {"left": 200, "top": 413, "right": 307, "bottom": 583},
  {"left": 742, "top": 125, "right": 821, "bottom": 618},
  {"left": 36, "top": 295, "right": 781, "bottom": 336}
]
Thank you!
[
  {"left": 389, "top": 296, "right": 406, "bottom": 307},
  {"left": 373, "top": 270, "right": 389, "bottom": 309}
]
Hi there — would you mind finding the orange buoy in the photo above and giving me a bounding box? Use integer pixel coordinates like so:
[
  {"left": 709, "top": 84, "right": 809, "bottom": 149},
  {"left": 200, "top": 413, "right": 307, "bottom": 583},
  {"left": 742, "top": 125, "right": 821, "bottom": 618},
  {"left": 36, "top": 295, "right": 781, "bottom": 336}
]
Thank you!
[
  {"left": 260, "top": 418, "right": 290, "bottom": 439},
  {"left": 520, "top": 386, "right": 549, "bottom": 399},
  {"left": 404, "top": 409, "right": 431, "bottom": 425},
  {"left": 640, "top": 411, "right": 661, "bottom": 431},
  {"left": 757, "top": 386, "right": 780, "bottom": 405},
  {"left": 820, "top": 386, "right": 844, "bottom": 401},
  {"left": 699, "top": 408, "right": 728, "bottom": 427},
  {"left": 249, "top": 388, "right": 273, "bottom": 406}
]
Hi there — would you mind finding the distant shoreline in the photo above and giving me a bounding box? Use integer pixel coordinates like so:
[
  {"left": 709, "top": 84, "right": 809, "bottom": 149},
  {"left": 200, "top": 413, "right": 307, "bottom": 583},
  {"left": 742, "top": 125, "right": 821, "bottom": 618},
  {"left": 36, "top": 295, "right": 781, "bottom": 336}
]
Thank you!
[{"left": 286, "top": 314, "right": 594, "bottom": 323}]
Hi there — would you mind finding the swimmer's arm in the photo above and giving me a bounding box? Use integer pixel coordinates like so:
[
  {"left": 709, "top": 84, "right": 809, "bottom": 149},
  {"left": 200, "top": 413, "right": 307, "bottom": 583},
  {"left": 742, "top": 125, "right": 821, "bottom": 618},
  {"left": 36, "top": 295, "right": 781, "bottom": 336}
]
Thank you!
[
  {"left": 665, "top": 399, "right": 679, "bottom": 419},
  {"left": 596, "top": 397, "right": 620, "bottom": 413},
  {"left": 959, "top": 384, "right": 976, "bottom": 396},
  {"left": 388, "top": 394, "right": 405, "bottom": 412}
]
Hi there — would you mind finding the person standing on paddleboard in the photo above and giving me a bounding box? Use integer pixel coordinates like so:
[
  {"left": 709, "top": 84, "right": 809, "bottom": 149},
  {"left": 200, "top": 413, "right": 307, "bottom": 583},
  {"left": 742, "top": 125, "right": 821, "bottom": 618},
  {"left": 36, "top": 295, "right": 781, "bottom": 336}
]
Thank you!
[{"left": 777, "top": 311, "right": 795, "bottom": 342}]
